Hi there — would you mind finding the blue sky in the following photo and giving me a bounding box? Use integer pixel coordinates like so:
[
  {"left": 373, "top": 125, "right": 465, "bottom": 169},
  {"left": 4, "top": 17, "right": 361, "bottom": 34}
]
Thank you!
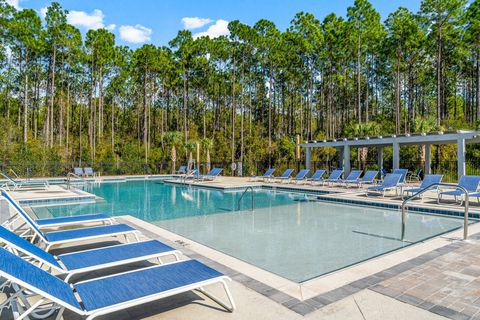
[{"left": 10, "top": 0, "right": 421, "bottom": 48}]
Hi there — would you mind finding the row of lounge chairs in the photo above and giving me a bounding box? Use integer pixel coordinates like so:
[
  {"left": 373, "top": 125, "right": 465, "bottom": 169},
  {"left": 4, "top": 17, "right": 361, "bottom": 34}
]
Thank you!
[
  {"left": 0, "top": 189, "right": 235, "bottom": 319},
  {"left": 178, "top": 167, "right": 223, "bottom": 181},
  {"left": 73, "top": 167, "right": 98, "bottom": 178},
  {"left": 253, "top": 168, "right": 379, "bottom": 186},
  {"left": 254, "top": 167, "right": 480, "bottom": 204}
]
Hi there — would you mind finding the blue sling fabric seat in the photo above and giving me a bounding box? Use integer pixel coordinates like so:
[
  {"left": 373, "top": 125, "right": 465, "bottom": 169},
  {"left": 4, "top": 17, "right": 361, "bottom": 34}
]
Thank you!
[
  {"left": 0, "top": 225, "right": 180, "bottom": 282},
  {"left": 338, "top": 170, "right": 362, "bottom": 186},
  {"left": 33, "top": 213, "right": 113, "bottom": 228},
  {"left": 250, "top": 168, "right": 275, "bottom": 182},
  {"left": 403, "top": 174, "right": 443, "bottom": 199},
  {"left": 366, "top": 174, "right": 402, "bottom": 197},
  {"left": 272, "top": 169, "right": 294, "bottom": 183},
  {"left": 306, "top": 169, "right": 326, "bottom": 184},
  {"left": 438, "top": 175, "right": 480, "bottom": 205},
  {"left": 290, "top": 169, "right": 309, "bottom": 183},
  {"left": 0, "top": 247, "right": 235, "bottom": 320},
  {"left": 392, "top": 169, "right": 408, "bottom": 184},
  {"left": 321, "top": 169, "right": 344, "bottom": 186},
  {"left": 345, "top": 170, "right": 378, "bottom": 188},
  {"left": 0, "top": 189, "right": 139, "bottom": 251}
]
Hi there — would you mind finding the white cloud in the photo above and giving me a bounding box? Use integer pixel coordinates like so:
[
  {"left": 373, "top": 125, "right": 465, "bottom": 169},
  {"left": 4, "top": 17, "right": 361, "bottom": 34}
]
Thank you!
[
  {"left": 193, "top": 19, "right": 229, "bottom": 39},
  {"left": 39, "top": 6, "right": 48, "bottom": 18},
  {"left": 119, "top": 24, "right": 152, "bottom": 43},
  {"left": 5, "top": 0, "right": 20, "bottom": 9},
  {"left": 67, "top": 9, "right": 105, "bottom": 30},
  {"left": 181, "top": 17, "right": 212, "bottom": 30},
  {"left": 106, "top": 24, "right": 116, "bottom": 31}
]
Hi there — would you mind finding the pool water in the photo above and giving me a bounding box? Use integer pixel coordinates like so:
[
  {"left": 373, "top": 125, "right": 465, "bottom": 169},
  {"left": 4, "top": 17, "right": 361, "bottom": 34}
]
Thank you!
[{"left": 33, "top": 181, "right": 463, "bottom": 282}]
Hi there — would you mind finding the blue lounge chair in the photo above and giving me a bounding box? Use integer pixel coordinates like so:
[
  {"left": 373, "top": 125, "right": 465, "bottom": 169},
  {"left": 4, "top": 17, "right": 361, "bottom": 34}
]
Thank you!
[
  {"left": 345, "top": 170, "right": 378, "bottom": 188},
  {"left": 0, "top": 171, "right": 49, "bottom": 191},
  {"left": 0, "top": 247, "right": 235, "bottom": 319},
  {"left": 199, "top": 168, "right": 223, "bottom": 181},
  {"left": 0, "top": 189, "right": 140, "bottom": 251},
  {"left": 393, "top": 169, "right": 408, "bottom": 184},
  {"left": 0, "top": 226, "right": 181, "bottom": 282},
  {"left": 338, "top": 170, "right": 362, "bottom": 187},
  {"left": 84, "top": 167, "right": 97, "bottom": 177},
  {"left": 403, "top": 174, "right": 443, "bottom": 200},
  {"left": 250, "top": 168, "right": 275, "bottom": 182},
  {"left": 321, "top": 169, "right": 344, "bottom": 186},
  {"left": 306, "top": 169, "right": 326, "bottom": 184},
  {"left": 438, "top": 175, "right": 480, "bottom": 205},
  {"left": 272, "top": 169, "right": 294, "bottom": 183},
  {"left": 184, "top": 168, "right": 199, "bottom": 179},
  {"left": 366, "top": 173, "right": 402, "bottom": 197},
  {"left": 176, "top": 166, "right": 187, "bottom": 174},
  {"left": 1, "top": 190, "right": 114, "bottom": 229},
  {"left": 290, "top": 169, "right": 309, "bottom": 184},
  {"left": 74, "top": 167, "right": 84, "bottom": 177}
]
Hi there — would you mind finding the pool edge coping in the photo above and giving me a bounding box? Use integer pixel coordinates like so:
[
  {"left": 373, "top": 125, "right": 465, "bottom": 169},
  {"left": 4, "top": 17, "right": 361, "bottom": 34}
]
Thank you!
[{"left": 118, "top": 214, "right": 480, "bottom": 317}]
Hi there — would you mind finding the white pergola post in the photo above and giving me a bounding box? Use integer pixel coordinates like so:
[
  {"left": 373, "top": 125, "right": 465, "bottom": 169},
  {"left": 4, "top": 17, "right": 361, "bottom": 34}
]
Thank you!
[
  {"left": 305, "top": 147, "right": 311, "bottom": 171},
  {"left": 377, "top": 146, "right": 384, "bottom": 172},
  {"left": 457, "top": 138, "right": 466, "bottom": 179},
  {"left": 343, "top": 145, "right": 351, "bottom": 176},
  {"left": 393, "top": 143, "right": 400, "bottom": 170},
  {"left": 425, "top": 144, "right": 431, "bottom": 174}
]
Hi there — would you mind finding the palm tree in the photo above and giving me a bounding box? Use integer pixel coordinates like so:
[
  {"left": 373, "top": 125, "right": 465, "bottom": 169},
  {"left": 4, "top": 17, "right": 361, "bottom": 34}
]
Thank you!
[
  {"left": 183, "top": 140, "right": 196, "bottom": 170},
  {"left": 163, "top": 131, "right": 182, "bottom": 173}
]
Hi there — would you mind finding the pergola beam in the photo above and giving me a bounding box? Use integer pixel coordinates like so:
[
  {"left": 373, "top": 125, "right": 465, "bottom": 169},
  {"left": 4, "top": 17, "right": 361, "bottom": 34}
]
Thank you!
[{"left": 298, "top": 131, "right": 480, "bottom": 181}]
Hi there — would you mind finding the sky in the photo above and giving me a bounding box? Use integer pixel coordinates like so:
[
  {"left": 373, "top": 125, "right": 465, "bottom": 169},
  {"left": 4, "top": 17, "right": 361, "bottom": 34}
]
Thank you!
[{"left": 7, "top": 0, "right": 422, "bottom": 48}]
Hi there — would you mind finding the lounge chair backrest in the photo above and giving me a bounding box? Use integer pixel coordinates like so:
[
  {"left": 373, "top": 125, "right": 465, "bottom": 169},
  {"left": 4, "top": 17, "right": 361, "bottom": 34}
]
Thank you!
[
  {"left": 420, "top": 174, "right": 443, "bottom": 189},
  {"left": 362, "top": 170, "right": 378, "bottom": 182},
  {"left": 0, "top": 247, "right": 82, "bottom": 311},
  {"left": 178, "top": 166, "right": 187, "bottom": 173},
  {"left": 392, "top": 169, "right": 408, "bottom": 183},
  {"left": 279, "top": 169, "right": 294, "bottom": 178},
  {"left": 382, "top": 174, "right": 402, "bottom": 187},
  {"left": 295, "top": 169, "right": 309, "bottom": 179},
  {"left": 74, "top": 167, "right": 84, "bottom": 176},
  {"left": 458, "top": 175, "right": 480, "bottom": 193},
  {"left": 84, "top": 167, "right": 94, "bottom": 175},
  {"left": 310, "top": 169, "right": 326, "bottom": 180},
  {"left": 0, "top": 189, "right": 46, "bottom": 242},
  {"left": 263, "top": 168, "right": 275, "bottom": 177},
  {"left": 328, "top": 169, "right": 343, "bottom": 180},
  {"left": 345, "top": 170, "right": 362, "bottom": 181},
  {"left": 0, "top": 226, "right": 62, "bottom": 271},
  {"left": 209, "top": 168, "right": 222, "bottom": 176}
]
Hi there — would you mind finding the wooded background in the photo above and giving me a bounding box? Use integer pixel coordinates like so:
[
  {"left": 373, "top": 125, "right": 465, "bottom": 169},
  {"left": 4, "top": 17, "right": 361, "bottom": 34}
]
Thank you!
[{"left": 0, "top": 0, "right": 479, "bottom": 178}]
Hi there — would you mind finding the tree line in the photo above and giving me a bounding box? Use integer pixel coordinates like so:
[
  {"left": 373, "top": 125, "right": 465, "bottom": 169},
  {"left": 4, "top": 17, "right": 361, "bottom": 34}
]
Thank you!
[{"left": 0, "top": 0, "right": 479, "bottom": 176}]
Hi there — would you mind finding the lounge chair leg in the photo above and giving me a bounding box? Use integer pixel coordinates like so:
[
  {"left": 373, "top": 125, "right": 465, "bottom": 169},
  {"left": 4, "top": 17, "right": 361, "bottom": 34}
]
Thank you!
[
  {"left": 133, "top": 233, "right": 140, "bottom": 242},
  {"left": 17, "top": 298, "right": 45, "bottom": 320},
  {"left": 197, "top": 280, "right": 236, "bottom": 312},
  {"left": 173, "top": 252, "right": 180, "bottom": 261},
  {"left": 54, "top": 307, "right": 65, "bottom": 320}
]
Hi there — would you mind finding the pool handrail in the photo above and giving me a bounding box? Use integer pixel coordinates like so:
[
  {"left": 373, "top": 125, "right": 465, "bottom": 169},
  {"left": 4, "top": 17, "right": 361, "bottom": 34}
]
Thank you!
[{"left": 401, "top": 183, "right": 469, "bottom": 240}]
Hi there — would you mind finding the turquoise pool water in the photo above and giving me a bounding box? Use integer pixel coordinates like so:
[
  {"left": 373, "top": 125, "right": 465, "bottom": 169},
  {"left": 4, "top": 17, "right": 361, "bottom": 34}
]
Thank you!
[{"left": 33, "top": 181, "right": 464, "bottom": 282}]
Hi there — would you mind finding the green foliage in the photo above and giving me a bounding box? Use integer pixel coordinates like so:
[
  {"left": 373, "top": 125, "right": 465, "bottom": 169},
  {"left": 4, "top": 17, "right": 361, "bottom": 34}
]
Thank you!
[{"left": 0, "top": 0, "right": 479, "bottom": 177}]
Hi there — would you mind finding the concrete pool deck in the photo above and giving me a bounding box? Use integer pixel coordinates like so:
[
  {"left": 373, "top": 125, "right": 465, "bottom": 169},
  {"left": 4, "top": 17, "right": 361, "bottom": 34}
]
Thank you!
[{"left": 2, "top": 175, "right": 480, "bottom": 319}]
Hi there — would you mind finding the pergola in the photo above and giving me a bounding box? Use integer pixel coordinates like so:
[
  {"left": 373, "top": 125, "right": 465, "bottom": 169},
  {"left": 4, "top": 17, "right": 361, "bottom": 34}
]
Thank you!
[{"left": 300, "top": 130, "right": 480, "bottom": 180}]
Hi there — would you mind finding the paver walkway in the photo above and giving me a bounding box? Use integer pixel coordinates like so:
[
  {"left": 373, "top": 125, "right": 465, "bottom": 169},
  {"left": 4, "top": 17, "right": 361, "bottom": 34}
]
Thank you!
[{"left": 373, "top": 233, "right": 480, "bottom": 319}]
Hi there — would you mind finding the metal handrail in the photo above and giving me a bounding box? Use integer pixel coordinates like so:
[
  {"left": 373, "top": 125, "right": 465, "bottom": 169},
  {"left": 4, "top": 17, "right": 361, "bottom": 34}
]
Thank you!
[
  {"left": 237, "top": 186, "right": 255, "bottom": 211},
  {"left": 65, "top": 172, "right": 87, "bottom": 189},
  {"left": 401, "top": 183, "right": 469, "bottom": 241}
]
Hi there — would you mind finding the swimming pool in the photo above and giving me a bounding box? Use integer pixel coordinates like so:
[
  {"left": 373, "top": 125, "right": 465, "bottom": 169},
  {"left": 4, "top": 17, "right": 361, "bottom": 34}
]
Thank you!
[{"left": 33, "top": 180, "right": 464, "bottom": 282}]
